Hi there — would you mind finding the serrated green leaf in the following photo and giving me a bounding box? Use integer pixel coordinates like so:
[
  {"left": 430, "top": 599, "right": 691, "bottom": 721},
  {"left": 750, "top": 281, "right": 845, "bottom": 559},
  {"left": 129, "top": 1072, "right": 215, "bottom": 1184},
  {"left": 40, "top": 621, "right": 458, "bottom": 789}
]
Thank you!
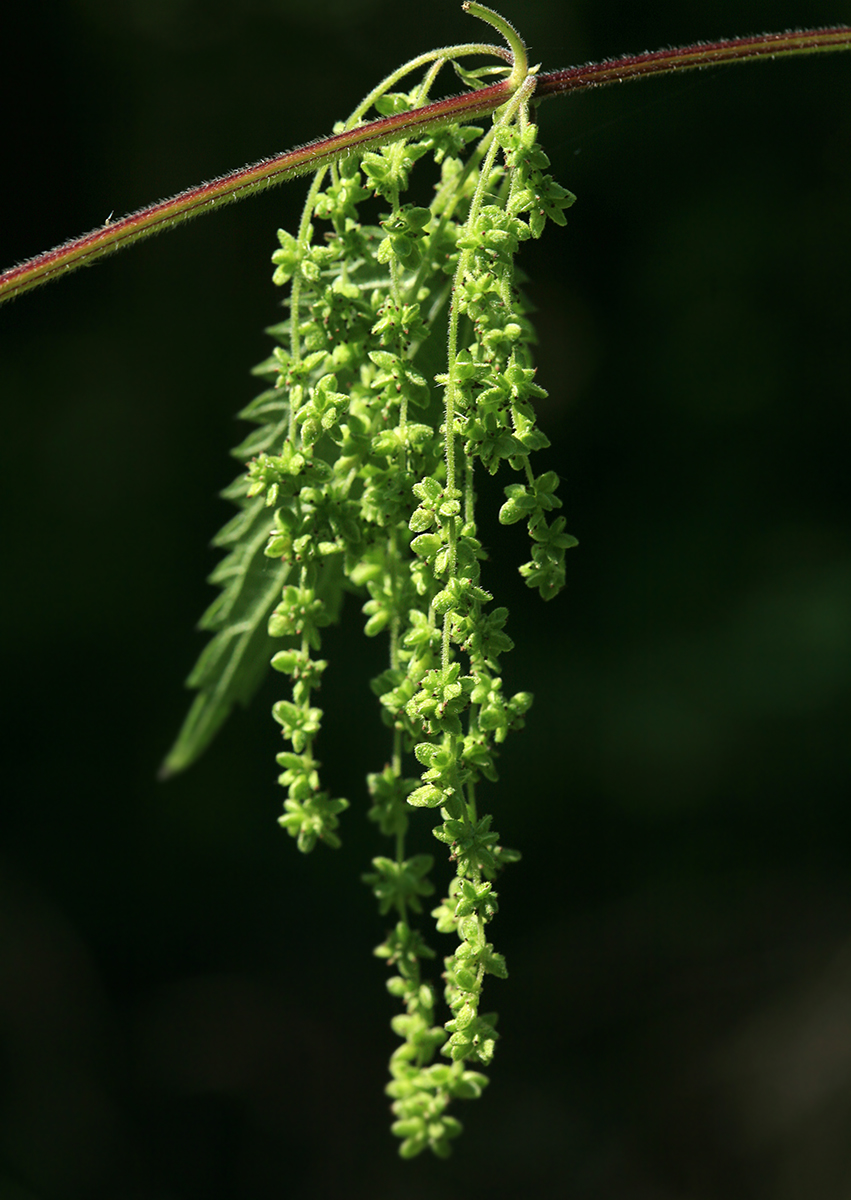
[{"left": 161, "top": 487, "right": 343, "bottom": 777}]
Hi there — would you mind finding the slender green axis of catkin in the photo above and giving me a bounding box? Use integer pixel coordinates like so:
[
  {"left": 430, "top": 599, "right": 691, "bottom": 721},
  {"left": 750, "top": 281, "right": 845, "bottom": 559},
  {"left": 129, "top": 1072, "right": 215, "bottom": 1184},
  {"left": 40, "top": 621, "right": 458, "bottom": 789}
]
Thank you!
[{"left": 440, "top": 70, "right": 536, "bottom": 667}]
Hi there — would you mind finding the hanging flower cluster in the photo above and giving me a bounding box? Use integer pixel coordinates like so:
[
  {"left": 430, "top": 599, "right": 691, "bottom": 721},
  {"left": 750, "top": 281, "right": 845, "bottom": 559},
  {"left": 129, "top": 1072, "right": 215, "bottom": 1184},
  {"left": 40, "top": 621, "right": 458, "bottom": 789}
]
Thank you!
[{"left": 170, "top": 5, "right": 576, "bottom": 1157}]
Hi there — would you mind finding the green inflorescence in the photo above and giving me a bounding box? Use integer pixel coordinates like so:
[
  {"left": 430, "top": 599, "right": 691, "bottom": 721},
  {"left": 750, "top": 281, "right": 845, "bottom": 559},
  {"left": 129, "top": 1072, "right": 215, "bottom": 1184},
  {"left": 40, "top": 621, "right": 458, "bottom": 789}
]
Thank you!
[{"left": 166, "top": 3, "right": 577, "bottom": 1158}]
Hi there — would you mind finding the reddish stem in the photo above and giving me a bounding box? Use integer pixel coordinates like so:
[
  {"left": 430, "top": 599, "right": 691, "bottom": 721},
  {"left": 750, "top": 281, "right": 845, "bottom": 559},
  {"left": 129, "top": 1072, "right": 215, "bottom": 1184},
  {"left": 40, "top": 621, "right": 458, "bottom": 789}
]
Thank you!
[
  {"left": 535, "top": 26, "right": 851, "bottom": 98},
  {"left": 1, "top": 26, "right": 849, "bottom": 306}
]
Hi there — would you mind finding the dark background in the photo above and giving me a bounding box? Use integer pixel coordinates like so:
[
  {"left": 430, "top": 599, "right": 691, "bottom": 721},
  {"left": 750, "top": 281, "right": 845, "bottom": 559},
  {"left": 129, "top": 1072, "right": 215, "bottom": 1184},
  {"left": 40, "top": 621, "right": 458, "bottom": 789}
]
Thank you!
[{"left": 1, "top": 1, "right": 850, "bottom": 1197}]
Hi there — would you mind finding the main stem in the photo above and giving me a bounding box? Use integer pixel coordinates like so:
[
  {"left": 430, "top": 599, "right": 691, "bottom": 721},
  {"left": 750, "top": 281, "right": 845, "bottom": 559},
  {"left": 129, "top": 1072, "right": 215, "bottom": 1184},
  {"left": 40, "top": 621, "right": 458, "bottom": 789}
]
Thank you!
[{"left": 1, "top": 25, "right": 849, "bottom": 305}]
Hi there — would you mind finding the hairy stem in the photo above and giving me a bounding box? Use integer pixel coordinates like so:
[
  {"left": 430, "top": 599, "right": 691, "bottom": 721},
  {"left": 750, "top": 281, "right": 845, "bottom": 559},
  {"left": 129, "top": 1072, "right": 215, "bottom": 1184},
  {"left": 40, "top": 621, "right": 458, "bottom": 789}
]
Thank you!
[
  {"left": 534, "top": 26, "right": 851, "bottom": 99},
  {"left": 462, "top": 2, "right": 528, "bottom": 89},
  {"left": 1, "top": 26, "right": 849, "bottom": 305}
]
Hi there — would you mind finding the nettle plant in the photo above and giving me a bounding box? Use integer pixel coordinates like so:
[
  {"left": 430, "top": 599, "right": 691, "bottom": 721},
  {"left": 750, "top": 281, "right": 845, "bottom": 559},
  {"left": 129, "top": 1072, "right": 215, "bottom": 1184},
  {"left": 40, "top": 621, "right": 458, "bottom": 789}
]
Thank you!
[{"left": 3, "top": 2, "right": 849, "bottom": 1160}]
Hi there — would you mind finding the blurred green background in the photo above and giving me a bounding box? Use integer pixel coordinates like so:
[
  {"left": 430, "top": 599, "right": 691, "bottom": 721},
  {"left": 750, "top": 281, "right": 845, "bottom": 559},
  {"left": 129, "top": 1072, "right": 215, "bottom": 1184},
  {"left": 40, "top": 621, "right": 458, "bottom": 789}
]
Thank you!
[{"left": 1, "top": 1, "right": 850, "bottom": 1196}]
